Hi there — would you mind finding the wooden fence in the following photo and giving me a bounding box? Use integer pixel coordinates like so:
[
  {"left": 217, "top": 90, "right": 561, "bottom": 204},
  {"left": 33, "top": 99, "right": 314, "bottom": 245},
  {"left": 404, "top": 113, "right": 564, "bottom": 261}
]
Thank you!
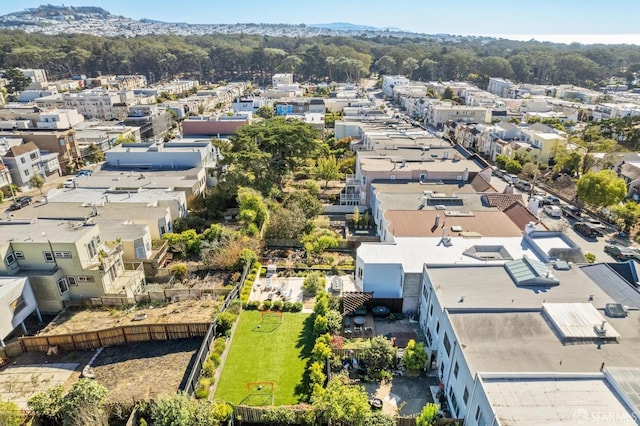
[
  {"left": 232, "top": 405, "right": 419, "bottom": 425},
  {"left": 63, "top": 287, "right": 232, "bottom": 309},
  {"left": 18, "top": 322, "right": 210, "bottom": 353}
]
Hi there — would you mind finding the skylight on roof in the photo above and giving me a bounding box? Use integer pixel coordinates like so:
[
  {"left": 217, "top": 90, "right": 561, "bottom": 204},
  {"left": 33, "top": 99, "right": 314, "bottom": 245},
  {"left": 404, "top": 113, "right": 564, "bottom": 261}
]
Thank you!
[
  {"left": 462, "top": 245, "right": 513, "bottom": 261},
  {"left": 504, "top": 256, "right": 559, "bottom": 286}
]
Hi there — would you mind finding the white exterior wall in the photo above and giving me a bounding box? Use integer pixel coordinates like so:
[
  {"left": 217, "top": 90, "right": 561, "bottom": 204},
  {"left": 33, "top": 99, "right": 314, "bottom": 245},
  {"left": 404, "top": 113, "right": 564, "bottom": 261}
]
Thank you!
[
  {"left": 0, "top": 277, "right": 38, "bottom": 343},
  {"left": 355, "top": 259, "right": 403, "bottom": 298}
]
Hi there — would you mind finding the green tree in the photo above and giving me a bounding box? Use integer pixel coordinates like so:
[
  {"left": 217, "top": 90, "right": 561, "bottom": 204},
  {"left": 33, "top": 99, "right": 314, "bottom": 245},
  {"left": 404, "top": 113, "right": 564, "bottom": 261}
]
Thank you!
[
  {"left": 29, "top": 174, "right": 45, "bottom": 194},
  {"left": 284, "top": 190, "right": 323, "bottom": 220},
  {"left": 302, "top": 228, "right": 340, "bottom": 256},
  {"left": 316, "top": 155, "right": 340, "bottom": 190},
  {"left": 365, "top": 412, "right": 396, "bottom": 426},
  {"left": 442, "top": 86, "right": 454, "bottom": 100},
  {"left": 505, "top": 159, "right": 523, "bottom": 174},
  {"left": 256, "top": 105, "right": 274, "bottom": 119},
  {"left": 416, "top": 403, "right": 440, "bottom": 426},
  {"left": 611, "top": 201, "right": 640, "bottom": 232},
  {"left": 28, "top": 385, "right": 65, "bottom": 423},
  {"left": 1, "top": 67, "right": 30, "bottom": 100},
  {"left": 362, "top": 336, "right": 396, "bottom": 380},
  {"left": 401, "top": 57, "right": 419, "bottom": 79},
  {"left": 162, "top": 230, "right": 202, "bottom": 258},
  {"left": 85, "top": 143, "right": 105, "bottom": 163},
  {"left": 576, "top": 170, "right": 627, "bottom": 208},
  {"left": 237, "top": 187, "right": 269, "bottom": 232},
  {"left": 311, "top": 374, "right": 370, "bottom": 426},
  {"left": 495, "top": 154, "right": 509, "bottom": 169},
  {"left": 374, "top": 55, "right": 397, "bottom": 75},
  {"left": 265, "top": 203, "right": 307, "bottom": 240},
  {"left": 151, "top": 393, "right": 196, "bottom": 426},
  {"left": 403, "top": 339, "right": 427, "bottom": 371},
  {"left": 0, "top": 398, "right": 25, "bottom": 426},
  {"left": 61, "top": 379, "right": 108, "bottom": 425}
]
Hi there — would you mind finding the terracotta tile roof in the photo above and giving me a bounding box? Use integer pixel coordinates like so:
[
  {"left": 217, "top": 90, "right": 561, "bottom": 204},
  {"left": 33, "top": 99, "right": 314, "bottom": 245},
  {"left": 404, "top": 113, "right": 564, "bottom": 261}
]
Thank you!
[
  {"left": 383, "top": 210, "right": 523, "bottom": 237},
  {"left": 502, "top": 201, "right": 539, "bottom": 231},
  {"left": 482, "top": 193, "right": 524, "bottom": 211},
  {"left": 5, "top": 141, "right": 38, "bottom": 157}
]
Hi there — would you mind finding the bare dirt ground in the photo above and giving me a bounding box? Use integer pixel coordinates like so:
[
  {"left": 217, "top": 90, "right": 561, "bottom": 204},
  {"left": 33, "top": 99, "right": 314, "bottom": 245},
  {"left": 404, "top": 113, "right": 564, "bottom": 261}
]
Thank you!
[
  {"left": 92, "top": 338, "right": 201, "bottom": 404},
  {"left": 37, "top": 300, "right": 218, "bottom": 336}
]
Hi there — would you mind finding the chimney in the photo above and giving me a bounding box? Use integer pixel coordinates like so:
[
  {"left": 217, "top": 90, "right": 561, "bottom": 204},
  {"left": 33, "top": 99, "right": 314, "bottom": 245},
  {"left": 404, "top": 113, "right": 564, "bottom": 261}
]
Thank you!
[
  {"left": 435, "top": 214, "right": 440, "bottom": 228},
  {"left": 463, "top": 167, "right": 469, "bottom": 182}
]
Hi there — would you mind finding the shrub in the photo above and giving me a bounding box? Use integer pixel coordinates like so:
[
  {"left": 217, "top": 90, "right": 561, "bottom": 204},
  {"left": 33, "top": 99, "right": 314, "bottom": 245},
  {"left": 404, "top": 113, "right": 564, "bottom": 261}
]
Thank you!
[
  {"left": 325, "top": 309, "right": 343, "bottom": 334},
  {"left": 202, "top": 359, "right": 216, "bottom": 378},
  {"left": 584, "top": 252, "right": 596, "bottom": 263},
  {"left": 291, "top": 302, "right": 303, "bottom": 312},
  {"left": 244, "top": 300, "right": 260, "bottom": 310},
  {"left": 215, "top": 312, "right": 236, "bottom": 336},
  {"left": 0, "top": 398, "right": 25, "bottom": 426},
  {"left": 302, "top": 271, "right": 326, "bottom": 296},
  {"left": 209, "top": 352, "right": 221, "bottom": 367},
  {"left": 213, "top": 338, "right": 226, "bottom": 355},
  {"left": 246, "top": 273, "right": 257, "bottom": 281},
  {"left": 170, "top": 263, "right": 188, "bottom": 281},
  {"left": 283, "top": 301, "right": 293, "bottom": 312},
  {"left": 403, "top": 339, "right": 427, "bottom": 371},
  {"left": 313, "top": 314, "right": 328, "bottom": 335},
  {"left": 262, "top": 300, "right": 272, "bottom": 310},
  {"left": 272, "top": 300, "right": 283, "bottom": 311},
  {"left": 195, "top": 378, "right": 211, "bottom": 399}
]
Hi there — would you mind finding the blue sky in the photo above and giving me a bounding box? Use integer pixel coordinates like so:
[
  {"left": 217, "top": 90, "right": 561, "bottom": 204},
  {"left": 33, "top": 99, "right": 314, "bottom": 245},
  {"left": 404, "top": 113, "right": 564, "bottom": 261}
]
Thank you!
[{"left": 2, "top": 0, "right": 640, "bottom": 43}]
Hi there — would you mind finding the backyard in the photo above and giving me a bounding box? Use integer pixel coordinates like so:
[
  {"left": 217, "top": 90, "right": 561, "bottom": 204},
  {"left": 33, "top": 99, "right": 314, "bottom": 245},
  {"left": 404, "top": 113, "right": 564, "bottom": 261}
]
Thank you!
[{"left": 214, "top": 310, "right": 313, "bottom": 405}]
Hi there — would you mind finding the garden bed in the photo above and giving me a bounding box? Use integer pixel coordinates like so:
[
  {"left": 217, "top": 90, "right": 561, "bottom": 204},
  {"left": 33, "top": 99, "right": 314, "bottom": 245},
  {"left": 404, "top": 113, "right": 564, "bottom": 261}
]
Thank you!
[{"left": 37, "top": 300, "right": 217, "bottom": 336}]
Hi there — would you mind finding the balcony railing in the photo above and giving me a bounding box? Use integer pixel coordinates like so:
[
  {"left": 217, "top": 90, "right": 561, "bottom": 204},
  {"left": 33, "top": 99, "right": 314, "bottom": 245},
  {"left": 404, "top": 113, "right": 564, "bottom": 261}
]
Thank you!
[{"left": 345, "top": 174, "right": 363, "bottom": 185}]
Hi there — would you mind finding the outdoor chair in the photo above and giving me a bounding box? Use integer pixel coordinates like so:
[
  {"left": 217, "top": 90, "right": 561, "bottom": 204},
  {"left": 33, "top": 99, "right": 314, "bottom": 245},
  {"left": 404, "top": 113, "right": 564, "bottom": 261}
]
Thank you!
[{"left": 354, "top": 326, "right": 363, "bottom": 334}]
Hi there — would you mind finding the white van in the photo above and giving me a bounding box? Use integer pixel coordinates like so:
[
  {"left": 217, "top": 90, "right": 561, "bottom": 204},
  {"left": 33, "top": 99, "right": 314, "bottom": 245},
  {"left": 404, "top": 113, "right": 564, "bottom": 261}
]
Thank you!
[{"left": 504, "top": 174, "right": 519, "bottom": 184}]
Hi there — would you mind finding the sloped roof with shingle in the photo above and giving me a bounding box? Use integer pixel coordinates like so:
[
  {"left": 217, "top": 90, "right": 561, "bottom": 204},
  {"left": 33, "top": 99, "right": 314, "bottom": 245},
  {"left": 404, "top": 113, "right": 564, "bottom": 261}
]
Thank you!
[
  {"left": 502, "top": 201, "right": 539, "bottom": 231},
  {"left": 620, "top": 163, "right": 640, "bottom": 181},
  {"left": 483, "top": 193, "right": 524, "bottom": 211},
  {"left": 470, "top": 174, "right": 495, "bottom": 192},
  {"left": 5, "top": 141, "right": 38, "bottom": 158}
]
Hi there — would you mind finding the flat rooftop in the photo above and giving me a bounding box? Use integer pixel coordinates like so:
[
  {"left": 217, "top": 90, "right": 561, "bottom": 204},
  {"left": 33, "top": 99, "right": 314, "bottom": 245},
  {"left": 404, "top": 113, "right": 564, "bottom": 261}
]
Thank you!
[
  {"left": 45, "top": 187, "right": 183, "bottom": 205},
  {"left": 10, "top": 202, "right": 170, "bottom": 222},
  {"left": 481, "top": 375, "right": 637, "bottom": 425},
  {"left": 383, "top": 210, "right": 524, "bottom": 237},
  {"left": 358, "top": 236, "right": 542, "bottom": 273},
  {"left": 428, "top": 264, "right": 614, "bottom": 309},
  {"left": 359, "top": 155, "right": 483, "bottom": 173},
  {"left": 0, "top": 219, "right": 96, "bottom": 245},
  {"left": 450, "top": 310, "right": 640, "bottom": 375}
]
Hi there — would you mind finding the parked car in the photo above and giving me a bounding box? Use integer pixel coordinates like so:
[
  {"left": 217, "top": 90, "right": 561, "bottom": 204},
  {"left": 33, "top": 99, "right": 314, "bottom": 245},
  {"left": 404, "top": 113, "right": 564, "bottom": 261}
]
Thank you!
[
  {"left": 63, "top": 178, "right": 76, "bottom": 188},
  {"left": 515, "top": 180, "right": 532, "bottom": 191},
  {"left": 8, "top": 196, "right": 32, "bottom": 211},
  {"left": 76, "top": 169, "right": 92, "bottom": 177},
  {"left": 543, "top": 205, "right": 562, "bottom": 218},
  {"left": 573, "top": 222, "right": 602, "bottom": 238},
  {"left": 604, "top": 245, "right": 635, "bottom": 261},
  {"left": 544, "top": 195, "right": 560, "bottom": 205},
  {"left": 561, "top": 205, "right": 583, "bottom": 220},
  {"left": 503, "top": 174, "right": 519, "bottom": 184}
]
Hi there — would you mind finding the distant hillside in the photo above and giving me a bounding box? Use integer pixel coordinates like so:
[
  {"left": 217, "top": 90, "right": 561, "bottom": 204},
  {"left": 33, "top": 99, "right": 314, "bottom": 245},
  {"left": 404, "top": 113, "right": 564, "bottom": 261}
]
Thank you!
[
  {"left": 13, "top": 5, "right": 112, "bottom": 19},
  {"left": 308, "top": 22, "right": 404, "bottom": 32}
]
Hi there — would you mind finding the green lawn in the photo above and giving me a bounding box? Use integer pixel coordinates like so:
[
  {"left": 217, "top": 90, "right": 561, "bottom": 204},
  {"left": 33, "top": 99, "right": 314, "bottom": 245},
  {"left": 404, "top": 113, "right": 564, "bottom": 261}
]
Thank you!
[{"left": 214, "top": 310, "right": 313, "bottom": 405}]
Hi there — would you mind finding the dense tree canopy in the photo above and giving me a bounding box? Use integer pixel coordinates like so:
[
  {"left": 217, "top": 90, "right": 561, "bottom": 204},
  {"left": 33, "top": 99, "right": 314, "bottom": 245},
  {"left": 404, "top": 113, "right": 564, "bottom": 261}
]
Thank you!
[
  {"left": 576, "top": 170, "right": 627, "bottom": 208},
  {"left": 2, "top": 30, "right": 640, "bottom": 86}
]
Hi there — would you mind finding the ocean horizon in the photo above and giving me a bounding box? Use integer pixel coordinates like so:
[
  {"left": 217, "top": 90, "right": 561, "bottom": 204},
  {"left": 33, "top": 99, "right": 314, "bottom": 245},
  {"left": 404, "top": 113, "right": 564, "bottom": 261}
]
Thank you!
[{"left": 487, "top": 33, "right": 640, "bottom": 45}]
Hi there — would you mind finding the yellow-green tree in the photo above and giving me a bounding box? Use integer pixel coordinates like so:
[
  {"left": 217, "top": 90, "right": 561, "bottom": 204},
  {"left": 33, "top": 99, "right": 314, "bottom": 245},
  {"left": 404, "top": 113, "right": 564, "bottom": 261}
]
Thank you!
[{"left": 576, "top": 170, "right": 627, "bottom": 208}]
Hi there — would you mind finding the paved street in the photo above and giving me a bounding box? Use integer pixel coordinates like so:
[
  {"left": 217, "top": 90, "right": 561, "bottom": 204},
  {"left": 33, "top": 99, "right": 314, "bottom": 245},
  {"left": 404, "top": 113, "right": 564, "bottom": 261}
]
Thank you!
[{"left": 488, "top": 175, "right": 635, "bottom": 264}]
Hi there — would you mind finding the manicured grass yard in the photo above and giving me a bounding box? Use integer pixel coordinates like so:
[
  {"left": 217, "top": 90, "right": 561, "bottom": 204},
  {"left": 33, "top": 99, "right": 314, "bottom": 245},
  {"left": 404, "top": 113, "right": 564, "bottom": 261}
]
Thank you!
[{"left": 215, "top": 310, "right": 312, "bottom": 405}]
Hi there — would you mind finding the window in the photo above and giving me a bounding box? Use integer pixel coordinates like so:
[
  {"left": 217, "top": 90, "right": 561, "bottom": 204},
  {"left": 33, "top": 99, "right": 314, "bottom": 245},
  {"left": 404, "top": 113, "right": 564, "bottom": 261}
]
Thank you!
[
  {"left": 30, "top": 152, "right": 38, "bottom": 160},
  {"left": 14, "top": 251, "right": 24, "bottom": 259},
  {"left": 21, "top": 157, "right": 26, "bottom": 164},
  {"left": 5, "top": 253, "right": 16, "bottom": 266},
  {"left": 453, "top": 362, "right": 459, "bottom": 378},
  {"left": 67, "top": 276, "right": 77, "bottom": 286},
  {"left": 58, "top": 138, "right": 66, "bottom": 146},
  {"left": 444, "top": 333, "right": 451, "bottom": 356},
  {"left": 44, "top": 251, "right": 54, "bottom": 262},
  {"left": 358, "top": 267, "right": 363, "bottom": 280},
  {"left": 430, "top": 303, "right": 434, "bottom": 316},
  {"left": 77, "top": 275, "right": 95, "bottom": 283},
  {"left": 57, "top": 278, "right": 69, "bottom": 294},
  {"left": 419, "top": 173, "right": 427, "bottom": 181},
  {"left": 390, "top": 175, "right": 396, "bottom": 180},
  {"left": 54, "top": 251, "right": 72, "bottom": 259},
  {"left": 448, "top": 387, "right": 458, "bottom": 417},
  {"left": 436, "top": 321, "right": 440, "bottom": 334},
  {"left": 463, "top": 387, "right": 469, "bottom": 405},
  {"left": 24, "top": 169, "right": 30, "bottom": 176},
  {"left": 475, "top": 406, "right": 484, "bottom": 423}
]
